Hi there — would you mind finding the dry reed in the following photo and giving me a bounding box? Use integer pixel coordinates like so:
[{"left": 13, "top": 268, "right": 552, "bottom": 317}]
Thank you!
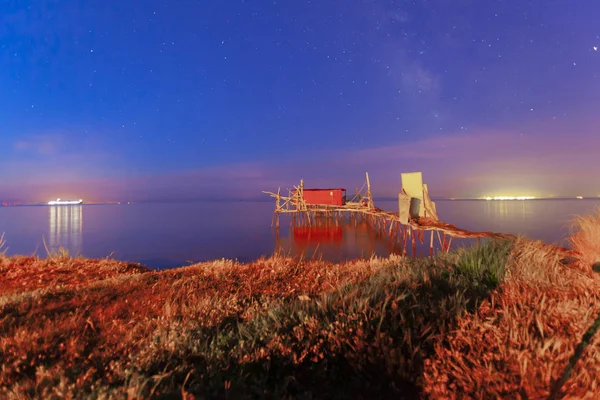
[
  {"left": 423, "top": 236, "right": 600, "bottom": 398},
  {"left": 569, "top": 206, "right": 600, "bottom": 268}
]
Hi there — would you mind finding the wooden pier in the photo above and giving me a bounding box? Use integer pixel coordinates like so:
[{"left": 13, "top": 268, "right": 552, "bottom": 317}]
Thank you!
[{"left": 263, "top": 172, "right": 517, "bottom": 257}]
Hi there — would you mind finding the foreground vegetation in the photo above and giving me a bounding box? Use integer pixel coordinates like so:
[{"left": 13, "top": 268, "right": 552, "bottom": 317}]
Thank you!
[{"left": 1, "top": 210, "right": 600, "bottom": 399}]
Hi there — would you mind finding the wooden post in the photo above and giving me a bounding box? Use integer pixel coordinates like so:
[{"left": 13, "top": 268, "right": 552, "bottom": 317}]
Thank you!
[
  {"left": 411, "top": 227, "right": 416, "bottom": 258},
  {"left": 274, "top": 225, "right": 282, "bottom": 253},
  {"left": 271, "top": 187, "right": 281, "bottom": 228},
  {"left": 403, "top": 225, "right": 408, "bottom": 256},
  {"left": 366, "top": 172, "right": 374, "bottom": 209},
  {"left": 430, "top": 230, "right": 434, "bottom": 257}
]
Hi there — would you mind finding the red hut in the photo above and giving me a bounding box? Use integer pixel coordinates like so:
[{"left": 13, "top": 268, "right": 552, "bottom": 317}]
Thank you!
[{"left": 294, "top": 188, "right": 347, "bottom": 206}]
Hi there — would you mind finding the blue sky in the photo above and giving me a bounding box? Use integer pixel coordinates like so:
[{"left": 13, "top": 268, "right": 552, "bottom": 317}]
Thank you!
[{"left": 1, "top": 0, "right": 599, "bottom": 202}]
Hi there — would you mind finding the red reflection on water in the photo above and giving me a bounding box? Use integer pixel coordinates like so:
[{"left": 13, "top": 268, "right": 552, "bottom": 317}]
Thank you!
[{"left": 293, "top": 225, "right": 343, "bottom": 244}]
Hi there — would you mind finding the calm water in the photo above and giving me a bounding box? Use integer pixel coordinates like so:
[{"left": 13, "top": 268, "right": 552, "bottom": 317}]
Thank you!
[{"left": 0, "top": 199, "right": 598, "bottom": 269}]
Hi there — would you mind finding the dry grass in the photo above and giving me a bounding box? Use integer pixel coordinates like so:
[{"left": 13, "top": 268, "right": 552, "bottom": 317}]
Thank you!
[
  {"left": 0, "top": 253, "right": 148, "bottom": 294},
  {"left": 1, "top": 210, "right": 600, "bottom": 398},
  {"left": 423, "top": 237, "right": 600, "bottom": 399},
  {"left": 569, "top": 206, "right": 600, "bottom": 268},
  {"left": 0, "top": 253, "right": 402, "bottom": 398}
]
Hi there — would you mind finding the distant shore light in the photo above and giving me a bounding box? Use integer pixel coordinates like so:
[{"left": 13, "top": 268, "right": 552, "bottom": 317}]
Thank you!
[{"left": 484, "top": 196, "right": 536, "bottom": 201}]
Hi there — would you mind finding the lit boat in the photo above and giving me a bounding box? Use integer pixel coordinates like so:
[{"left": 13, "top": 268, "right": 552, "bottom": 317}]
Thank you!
[{"left": 48, "top": 198, "right": 83, "bottom": 205}]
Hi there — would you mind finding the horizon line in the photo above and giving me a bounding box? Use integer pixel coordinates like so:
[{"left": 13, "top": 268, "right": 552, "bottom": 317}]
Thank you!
[{"left": 2, "top": 195, "right": 600, "bottom": 207}]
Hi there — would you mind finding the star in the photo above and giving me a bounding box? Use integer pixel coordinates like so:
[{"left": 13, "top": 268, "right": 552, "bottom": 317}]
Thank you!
[{"left": 594, "top": 46, "right": 598, "bottom": 51}]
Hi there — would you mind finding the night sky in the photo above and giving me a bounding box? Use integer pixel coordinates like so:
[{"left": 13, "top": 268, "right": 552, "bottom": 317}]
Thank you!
[{"left": 1, "top": 1, "right": 599, "bottom": 203}]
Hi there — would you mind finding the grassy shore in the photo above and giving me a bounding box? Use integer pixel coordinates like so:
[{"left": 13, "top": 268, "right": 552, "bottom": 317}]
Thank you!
[{"left": 1, "top": 210, "right": 600, "bottom": 399}]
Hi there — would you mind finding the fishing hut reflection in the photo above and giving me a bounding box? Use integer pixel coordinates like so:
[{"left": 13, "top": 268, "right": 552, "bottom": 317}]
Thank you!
[
  {"left": 48, "top": 205, "right": 83, "bottom": 254},
  {"left": 274, "top": 214, "right": 404, "bottom": 261}
]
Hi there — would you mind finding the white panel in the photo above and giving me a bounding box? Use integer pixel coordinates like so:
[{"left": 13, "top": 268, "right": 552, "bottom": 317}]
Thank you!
[
  {"left": 401, "top": 172, "right": 424, "bottom": 217},
  {"left": 422, "top": 183, "right": 438, "bottom": 220},
  {"left": 401, "top": 172, "right": 423, "bottom": 198},
  {"left": 399, "top": 193, "right": 411, "bottom": 224}
]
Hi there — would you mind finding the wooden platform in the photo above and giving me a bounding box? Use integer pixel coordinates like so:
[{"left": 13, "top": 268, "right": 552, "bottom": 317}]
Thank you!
[{"left": 263, "top": 173, "right": 574, "bottom": 257}]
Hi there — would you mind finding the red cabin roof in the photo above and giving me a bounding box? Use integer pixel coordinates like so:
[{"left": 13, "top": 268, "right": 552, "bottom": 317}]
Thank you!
[{"left": 303, "top": 188, "right": 346, "bottom": 191}]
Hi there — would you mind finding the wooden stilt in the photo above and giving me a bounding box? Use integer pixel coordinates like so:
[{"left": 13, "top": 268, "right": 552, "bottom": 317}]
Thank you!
[
  {"left": 411, "top": 227, "right": 417, "bottom": 258},
  {"left": 402, "top": 225, "right": 408, "bottom": 256},
  {"left": 430, "top": 229, "right": 434, "bottom": 257}
]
